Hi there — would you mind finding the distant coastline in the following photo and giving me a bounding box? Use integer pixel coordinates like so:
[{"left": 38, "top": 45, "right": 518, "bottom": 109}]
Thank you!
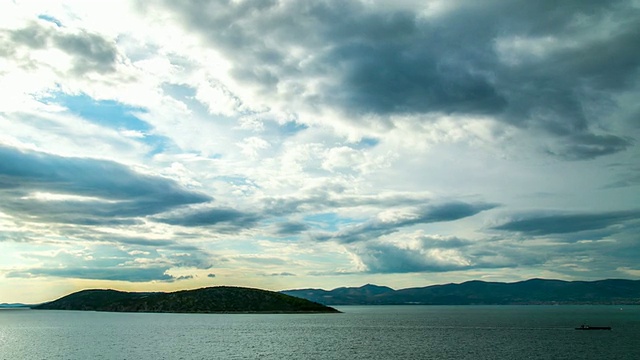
[
  {"left": 282, "top": 278, "right": 640, "bottom": 306},
  {"left": 0, "top": 303, "right": 31, "bottom": 309},
  {"left": 7, "top": 278, "right": 640, "bottom": 309}
]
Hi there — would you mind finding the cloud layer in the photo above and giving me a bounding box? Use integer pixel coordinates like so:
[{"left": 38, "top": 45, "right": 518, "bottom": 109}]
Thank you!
[
  {"left": 162, "top": 0, "right": 638, "bottom": 159},
  {"left": 0, "top": 0, "right": 639, "bottom": 302}
]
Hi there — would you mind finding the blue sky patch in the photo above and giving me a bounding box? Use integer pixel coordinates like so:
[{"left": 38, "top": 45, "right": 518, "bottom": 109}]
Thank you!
[
  {"left": 304, "top": 212, "right": 358, "bottom": 232},
  {"left": 54, "top": 94, "right": 151, "bottom": 132},
  {"left": 38, "top": 14, "right": 62, "bottom": 27},
  {"left": 280, "top": 121, "right": 308, "bottom": 135},
  {"left": 142, "top": 134, "right": 174, "bottom": 157},
  {"left": 50, "top": 93, "right": 176, "bottom": 157},
  {"left": 353, "top": 137, "right": 379, "bottom": 149}
]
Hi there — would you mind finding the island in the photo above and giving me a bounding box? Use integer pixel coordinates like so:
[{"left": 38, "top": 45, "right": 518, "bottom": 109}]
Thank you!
[{"left": 33, "top": 286, "right": 341, "bottom": 314}]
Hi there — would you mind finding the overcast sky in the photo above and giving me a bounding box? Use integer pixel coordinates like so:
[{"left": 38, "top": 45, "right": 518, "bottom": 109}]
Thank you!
[{"left": 1, "top": 0, "right": 639, "bottom": 303}]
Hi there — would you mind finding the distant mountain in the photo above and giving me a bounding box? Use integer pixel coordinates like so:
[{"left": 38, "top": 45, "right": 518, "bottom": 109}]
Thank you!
[
  {"left": 282, "top": 279, "right": 640, "bottom": 305},
  {"left": 282, "top": 284, "right": 395, "bottom": 305},
  {"left": 0, "top": 303, "right": 30, "bottom": 309},
  {"left": 33, "top": 286, "right": 340, "bottom": 313}
]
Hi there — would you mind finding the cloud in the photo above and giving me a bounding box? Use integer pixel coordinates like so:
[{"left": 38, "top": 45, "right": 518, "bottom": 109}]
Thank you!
[
  {"left": 158, "top": 0, "right": 638, "bottom": 159},
  {"left": 0, "top": 145, "right": 210, "bottom": 224},
  {"left": 546, "top": 134, "right": 633, "bottom": 161},
  {"left": 312, "top": 202, "right": 498, "bottom": 243},
  {"left": 155, "top": 207, "right": 261, "bottom": 229},
  {"left": 492, "top": 210, "right": 640, "bottom": 235},
  {"left": 4, "top": 20, "right": 119, "bottom": 75},
  {"left": 228, "top": 255, "right": 289, "bottom": 266},
  {"left": 355, "top": 242, "right": 473, "bottom": 273},
  {"left": 173, "top": 275, "right": 194, "bottom": 281},
  {"left": 104, "top": 236, "right": 178, "bottom": 248},
  {"left": 3, "top": 239, "right": 215, "bottom": 283},
  {"left": 349, "top": 234, "right": 518, "bottom": 274},
  {"left": 419, "top": 236, "right": 474, "bottom": 249},
  {"left": 6, "top": 267, "right": 174, "bottom": 282},
  {"left": 346, "top": 228, "right": 640, "bottom": 275},
  {"left": 268, "top": 272, "right": 295, "bottom": 277},
  {"left": 166, "top": 250, "right": 214, "bottom": 270},
  {"left": 603, "top": 166, "right": 640, "bottom": 189},
  {"left": 159, "top": 0, "right": 505, "bottom": 118},
  {"left": 273, "top": 221, "right": 308, "bottom": 236},
  {"left": 263, "top": 191, "right": 432, "bottom": 217}
]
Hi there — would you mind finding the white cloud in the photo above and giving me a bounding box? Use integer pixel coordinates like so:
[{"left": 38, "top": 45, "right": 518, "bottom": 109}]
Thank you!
[{"left": 237, "top": 136, "right": 271, "bottom": 159}]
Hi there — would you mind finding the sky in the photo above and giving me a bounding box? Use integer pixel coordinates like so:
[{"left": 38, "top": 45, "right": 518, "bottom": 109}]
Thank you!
[{"left": 1, "top": 0, "right": 639, "bottom": 304}]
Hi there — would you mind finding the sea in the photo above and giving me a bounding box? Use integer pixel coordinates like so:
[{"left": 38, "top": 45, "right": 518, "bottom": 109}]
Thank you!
[{"left": 1, "top": 305, "right": 638, "bottom": 359}]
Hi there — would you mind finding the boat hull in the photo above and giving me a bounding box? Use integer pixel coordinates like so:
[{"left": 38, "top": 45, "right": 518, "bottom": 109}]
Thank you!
[{"left": 575, "top": 326, "right": 611, "bottom": 330}]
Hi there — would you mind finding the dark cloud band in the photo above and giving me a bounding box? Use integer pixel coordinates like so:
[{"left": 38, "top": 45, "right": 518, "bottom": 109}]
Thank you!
[
  {"left": 312, "top": 201, "right": 498, "bottom": 244},
  {"left": 0, "top": 145, "right": 210, "bottom": 224},
  {"left": 492, "top": 210, "right": 640, "bottom": 235}
]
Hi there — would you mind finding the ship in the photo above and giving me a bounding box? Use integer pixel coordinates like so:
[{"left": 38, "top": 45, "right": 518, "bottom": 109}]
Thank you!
[{"left": 575, "top": 324, "right": 611, "bottom": 330}]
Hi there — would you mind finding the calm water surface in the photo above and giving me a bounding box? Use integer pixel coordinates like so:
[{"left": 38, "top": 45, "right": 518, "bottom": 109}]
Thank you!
[{"left": 1, "top": 305, "right": 638, "bottom": 359}]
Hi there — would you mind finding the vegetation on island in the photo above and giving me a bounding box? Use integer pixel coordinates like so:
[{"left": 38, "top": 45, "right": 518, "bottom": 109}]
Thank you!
[{"left": 33, "top": 286, "right": 340, "bottom": 313}]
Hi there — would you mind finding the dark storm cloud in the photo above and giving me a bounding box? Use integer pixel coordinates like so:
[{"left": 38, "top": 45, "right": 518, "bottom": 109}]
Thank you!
[
  {"left": 313, "top": 202, "right": 497, "bottom": 244},
  {"left": 5, "top": 20, "right": 118, "bottom": 74},
  {"left": 160, "top": 0, "right": 639, "bottom": 159},
  {"left": 492, "top": 210, "right": 640, "bottom": 235},
  {"left": 0, "top": 145, "right": 210, "bottom": 224},
  {"left": 155, "top": 207, "right": 261, "bottom": 228}
]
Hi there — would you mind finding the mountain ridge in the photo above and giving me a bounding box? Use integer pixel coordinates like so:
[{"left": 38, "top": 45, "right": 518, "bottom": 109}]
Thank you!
[{"left": 281, "top": 278, "right": 640, "bottom": 305}]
